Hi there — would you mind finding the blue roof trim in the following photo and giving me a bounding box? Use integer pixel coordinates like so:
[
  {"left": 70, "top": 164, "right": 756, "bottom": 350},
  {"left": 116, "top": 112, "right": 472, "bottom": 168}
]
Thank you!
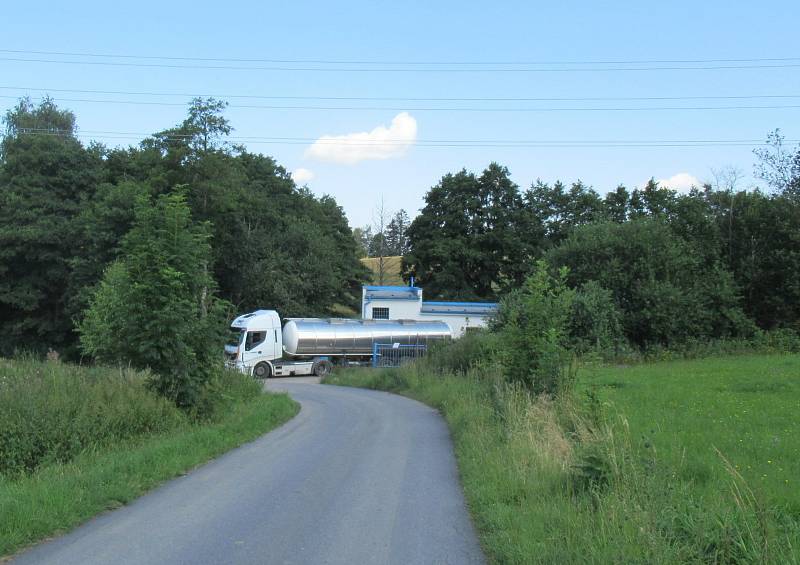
[
  {"left": 367, "top": 296, "right": 419, "bottom": 301},
  {"left": 422, "top": 301, "right": 498, "bottom": 307},
  {"left": 421, "top": 310, "right": 494, "bottom": 316},
  {"left": 363, "top": 285, "right": 419, "bottom": 292}
]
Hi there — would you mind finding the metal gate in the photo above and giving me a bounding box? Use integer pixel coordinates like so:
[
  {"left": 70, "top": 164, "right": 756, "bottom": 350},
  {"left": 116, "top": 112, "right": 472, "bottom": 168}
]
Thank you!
[{"left": 371, "top": 343, "right": 428, "bottom": 368}]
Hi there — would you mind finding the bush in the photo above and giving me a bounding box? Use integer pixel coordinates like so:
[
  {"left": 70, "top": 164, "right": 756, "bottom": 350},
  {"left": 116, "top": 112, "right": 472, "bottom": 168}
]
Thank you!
[
  {"left": 191, "top": 366, "right": 265, "bottom": 421},
  {"left": 418, "top": 330, "right": 500, "bottom": 375},
  {"left": 569, "top": 281, "right": 628, "bottom": 356},
  {"left": 495, "top": 261, "right": 575, "bottom": 396},
  {"left": 0, "top": 357, "right": 185, "bottom": 476}
]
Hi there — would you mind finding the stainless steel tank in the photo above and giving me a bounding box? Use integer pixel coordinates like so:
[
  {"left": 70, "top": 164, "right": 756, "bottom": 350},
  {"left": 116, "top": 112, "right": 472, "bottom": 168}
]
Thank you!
[{"left": 282, "top": 318, "right": 452, "bottom": 356}]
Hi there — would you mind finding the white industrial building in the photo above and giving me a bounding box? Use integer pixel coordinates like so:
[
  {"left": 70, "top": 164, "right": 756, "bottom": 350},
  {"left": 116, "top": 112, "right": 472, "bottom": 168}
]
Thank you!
[{"left": 361, "top": 285, "right": 498, "bottom": 337}]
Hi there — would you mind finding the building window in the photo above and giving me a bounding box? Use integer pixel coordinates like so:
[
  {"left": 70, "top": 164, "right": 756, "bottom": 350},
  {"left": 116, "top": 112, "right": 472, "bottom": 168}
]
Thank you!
[{"left": 372, "top": 307, "right": 390, "bottom": 320}]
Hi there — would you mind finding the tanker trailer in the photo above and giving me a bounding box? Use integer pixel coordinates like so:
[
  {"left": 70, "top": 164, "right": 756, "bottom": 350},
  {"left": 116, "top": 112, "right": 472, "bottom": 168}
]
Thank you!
[{"left": 224, "top": 310, "right": 451, "bottom": 378}]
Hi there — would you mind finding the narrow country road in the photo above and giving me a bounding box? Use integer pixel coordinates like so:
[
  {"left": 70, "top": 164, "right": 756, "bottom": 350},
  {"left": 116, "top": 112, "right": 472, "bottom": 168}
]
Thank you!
[{"left": 13, "top": 379, "right": 485, "bottom": 565}]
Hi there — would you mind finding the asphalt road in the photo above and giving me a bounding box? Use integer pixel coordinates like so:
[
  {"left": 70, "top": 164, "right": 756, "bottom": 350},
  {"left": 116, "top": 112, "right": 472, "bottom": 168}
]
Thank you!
[{"left": 13, "top": 378, "right": 485, "bottom": 565}]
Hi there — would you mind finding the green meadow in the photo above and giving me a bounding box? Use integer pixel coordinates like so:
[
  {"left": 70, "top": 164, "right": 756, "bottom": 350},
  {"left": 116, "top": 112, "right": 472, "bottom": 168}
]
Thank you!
[{"left": 582, "top": 355, "right": 800, "bottom": 516}]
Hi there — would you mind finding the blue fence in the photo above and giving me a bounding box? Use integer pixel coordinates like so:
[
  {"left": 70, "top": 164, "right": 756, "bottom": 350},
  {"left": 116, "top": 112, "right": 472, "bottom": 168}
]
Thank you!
[{"left": 371, "top": 343, "right": 428, "bottom": 368}]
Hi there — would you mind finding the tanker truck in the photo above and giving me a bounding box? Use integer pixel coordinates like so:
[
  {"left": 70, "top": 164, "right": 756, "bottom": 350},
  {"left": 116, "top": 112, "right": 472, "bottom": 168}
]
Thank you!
[{"left": 224, "top": 310, "right": 452, "bottom": 378}]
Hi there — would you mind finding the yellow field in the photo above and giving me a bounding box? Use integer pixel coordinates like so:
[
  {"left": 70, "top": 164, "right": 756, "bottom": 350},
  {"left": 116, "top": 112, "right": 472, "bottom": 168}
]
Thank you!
[{"left": 360, "top": 256, "right": 405, "bottom": 286}]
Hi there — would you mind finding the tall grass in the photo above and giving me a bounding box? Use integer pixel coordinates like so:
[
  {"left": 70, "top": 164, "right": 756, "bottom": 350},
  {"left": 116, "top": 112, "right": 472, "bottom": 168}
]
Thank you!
[
  {"left": 0, "top": 358, "right": 185, "bottom": 476},
  {"left": 325, "top": 349, "right": 800, "bottom": 563},
  {"left": 0, "top": 357, "right": 268, "bottom": 477}
]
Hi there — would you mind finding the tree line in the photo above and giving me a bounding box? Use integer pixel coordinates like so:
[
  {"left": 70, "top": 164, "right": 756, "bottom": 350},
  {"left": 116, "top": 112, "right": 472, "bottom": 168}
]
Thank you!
[
  {"left": 406, "top": 144, "right": 800, "bottom": 351},
  {"left": 0, "top": 97, "right": 367, "bottom": 371},
  {"left": 2, "top": 94, "right": 798, "bottom": 370}
]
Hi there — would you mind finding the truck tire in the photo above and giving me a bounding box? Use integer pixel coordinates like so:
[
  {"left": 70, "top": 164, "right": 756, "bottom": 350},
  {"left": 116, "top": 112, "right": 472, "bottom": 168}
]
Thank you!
[
  {"left": 253, "top": 362, "right": 271, "bottom": 379},
  {"left": 313, "top": 360, "right": 332, "bottom": 378}
]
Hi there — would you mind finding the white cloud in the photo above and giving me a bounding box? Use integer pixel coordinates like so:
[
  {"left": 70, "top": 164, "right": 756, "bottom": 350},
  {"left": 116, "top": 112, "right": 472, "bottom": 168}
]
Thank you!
[
  {"left": 305, "top": 112, "right": 417, "bottom": 165},
  {"left": 292, "top": 168, "right": 315, "bottom": 184},
  {"left": 654, "top": 172, "right": 701, "bottom": 193}
]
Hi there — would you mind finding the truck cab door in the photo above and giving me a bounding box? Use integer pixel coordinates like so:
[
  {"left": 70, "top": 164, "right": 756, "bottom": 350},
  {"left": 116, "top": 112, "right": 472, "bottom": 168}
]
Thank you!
[{"left": 241, "top": 331, "right": 267, "bottom": 369}]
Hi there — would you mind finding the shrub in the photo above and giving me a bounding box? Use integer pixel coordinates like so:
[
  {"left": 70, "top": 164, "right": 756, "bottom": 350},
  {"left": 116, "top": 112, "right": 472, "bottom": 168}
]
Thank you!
[
  {"left": 418, "top": 330, "right": 500, "bottom": 375},
  {"left": 495, "top": 261, "right": 575, "bottom": 396},
  {"left": 569, "top": 281, "right": 628, "bottom": 356},
  {"left": 190, "top": 366, "right": 264, "bottom": 421}
]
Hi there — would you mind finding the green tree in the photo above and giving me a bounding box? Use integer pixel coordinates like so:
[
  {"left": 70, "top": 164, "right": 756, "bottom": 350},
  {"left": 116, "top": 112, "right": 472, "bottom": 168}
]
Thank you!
[
  {"left": 66, "top": 180, "right": 149, "bottom": 330},
  {"left": 384, "top": 209, "right": 411, "bottom": 256},
  {"left": 79, "top": 190, "right": 229, "bottom": 409},
  {"left": 548, "top": 219, "right": 752, "bottom": 348},
  {"left": 524, "top": 179, "right": 605, "bottom": 247},
  {"left": 754, "top": 129, "right": 800, "bottom": 199},
  {"left": 0, "top": 98, "right": 102, "bottom": 356},
  {"left": 352, "top": 226, "right": 372, "bottom": 258},
  {"left": 603, "top": 185, "right": 631, "bottom": 223},
  {"left": 103, "top": 102, "right": 367, "bottom": 318},
  {"left": 407, "top": 163, "right": 535, "bottom": 299},
  {"left": 628, "top": 179, "right": 681, "bottom": 219},
  {"left": 707, "top": 189, "right": 800, "bottom": 329}
]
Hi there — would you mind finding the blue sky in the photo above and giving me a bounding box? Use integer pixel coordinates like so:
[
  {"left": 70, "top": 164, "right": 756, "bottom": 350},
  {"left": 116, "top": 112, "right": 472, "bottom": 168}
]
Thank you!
[{"left": 1, "top": 0, "right": 798, "bottom": 227}]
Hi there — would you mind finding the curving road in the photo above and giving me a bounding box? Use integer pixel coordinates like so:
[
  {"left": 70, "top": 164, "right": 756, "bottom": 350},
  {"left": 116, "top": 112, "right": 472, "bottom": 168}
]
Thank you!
[{"left": 13, "top": 378, "right": 485, "bottom": 565}]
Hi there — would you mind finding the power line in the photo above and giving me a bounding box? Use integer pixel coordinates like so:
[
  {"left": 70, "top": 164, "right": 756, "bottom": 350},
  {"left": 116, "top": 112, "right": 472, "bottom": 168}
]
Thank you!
[
  {"left": 13, "top": 130, "right": 796, "bottom": 148},
  {"left": 3, "top": 85, "right": 800, "bottom": 103},
  {"left": 3, "top": 95, "right": 799, "bottom": 112},
  {"left": 1, "top": 48, "right": 798, "bottom": 66},
  {"left": 1, "top": 56, "right": 799, "bottom": 73},
  {"left": 17, "top": 128, "right": 790, "bottom": 144}
]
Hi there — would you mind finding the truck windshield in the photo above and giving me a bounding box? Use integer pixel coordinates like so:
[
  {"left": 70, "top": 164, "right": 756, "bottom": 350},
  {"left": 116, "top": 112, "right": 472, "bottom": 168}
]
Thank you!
[{"left": 227, "top": 328, "right": 244, "bottom": 347}]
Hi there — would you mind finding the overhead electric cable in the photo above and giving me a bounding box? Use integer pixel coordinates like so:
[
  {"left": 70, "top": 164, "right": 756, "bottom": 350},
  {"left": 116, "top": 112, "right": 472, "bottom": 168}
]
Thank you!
[
  {"left": 2, "top": 85, "right": 799, "bottom": 102},
  {"left": 0, "top": 48, "right": 798, "bottom": 66},
  {"left": 1, "top": 57, "right": 798, "bottom": 72},
  {"left": 2, "top": 95, "right": 798, "bottom": 112},
  {"left": 13, "top": 130, "right": 797, "bottom": 148}
]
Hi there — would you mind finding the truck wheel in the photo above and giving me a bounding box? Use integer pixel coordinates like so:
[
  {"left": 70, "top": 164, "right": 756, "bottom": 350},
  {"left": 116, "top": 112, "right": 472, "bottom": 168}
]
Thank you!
[
  {"left": 253, "top": 362, "right": 271, "bottom": 379},
  {"left": 313, "top": 360, "right": 332, "bottom": 378}
]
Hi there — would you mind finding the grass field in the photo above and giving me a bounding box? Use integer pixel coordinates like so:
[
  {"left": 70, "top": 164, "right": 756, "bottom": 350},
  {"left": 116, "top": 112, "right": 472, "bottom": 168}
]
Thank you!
[
  {"left": 326, "top": 352, "right": 800, "bottom": 564},
  {"left": 582, "top": 355, "right": 800, "bottom": 517},
  {"left": 0, "top": 359, "right": 298, "bottom": 557}
]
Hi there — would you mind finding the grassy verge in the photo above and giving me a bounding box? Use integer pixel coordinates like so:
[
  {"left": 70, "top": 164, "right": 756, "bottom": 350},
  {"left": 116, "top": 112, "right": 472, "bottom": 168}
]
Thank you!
[
  {"left": 325, "top": 353, "right": 800, "bottom": 564},
  {"left": 0, "top": 360, "right": 298, "bottom": 558}
]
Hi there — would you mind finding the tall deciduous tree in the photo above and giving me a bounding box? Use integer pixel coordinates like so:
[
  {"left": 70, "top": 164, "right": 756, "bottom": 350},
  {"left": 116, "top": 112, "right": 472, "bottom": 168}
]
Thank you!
[
  {"left": 79, "top": 190, "right": 229, "bottom": 409},
  {"left": 754, "top": 129, "right": 800, "bottom": 199},
  {"left": 406, "top": 163, "right": 535, "bottom": 299},
  {"left": 0, "top": 98, "right": 102, "bottom": 356}
]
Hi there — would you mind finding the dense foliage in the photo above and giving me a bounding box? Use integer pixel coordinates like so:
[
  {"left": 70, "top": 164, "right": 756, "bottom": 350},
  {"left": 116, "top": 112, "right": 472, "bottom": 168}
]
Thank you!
[
  {"left": 406, "top": 149, "right": 800, "bottom": 351},
  {"left": 79, "top": 191, "right": 228, "bottom": 410},
  {"left": 495, "top": 262, "right": 575, "bottom": 395},
  {"left": 0, "top": 97, "right": 367, "bottom": 364},
  {"left": 406, "top": 163, "right": 535, "bottom": 299}
]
